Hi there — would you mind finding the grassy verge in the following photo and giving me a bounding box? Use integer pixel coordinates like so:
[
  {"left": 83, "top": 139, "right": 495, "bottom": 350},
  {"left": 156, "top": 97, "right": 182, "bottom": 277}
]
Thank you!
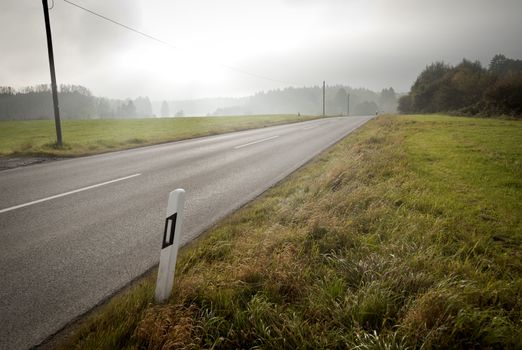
[
  {"left": 0, "top": 115, "right": 318, "bottom": 157},
  {"left": 56, "top": 115, "right": 521, "bottom": 349}
]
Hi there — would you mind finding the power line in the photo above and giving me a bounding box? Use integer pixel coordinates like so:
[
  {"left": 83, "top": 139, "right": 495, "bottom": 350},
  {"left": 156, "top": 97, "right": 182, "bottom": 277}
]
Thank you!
[
  {"left": 63, "top": 0, "right": 176, "bottom": 49},
  {"left": 61, "top": 0, "right": 294, "bottom": 85}
]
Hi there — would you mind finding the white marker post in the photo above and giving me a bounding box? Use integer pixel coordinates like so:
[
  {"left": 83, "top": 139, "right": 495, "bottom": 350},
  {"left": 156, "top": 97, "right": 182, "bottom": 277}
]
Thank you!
[{"left": 155, "top": 189, "right": 186, "bottom": 303}]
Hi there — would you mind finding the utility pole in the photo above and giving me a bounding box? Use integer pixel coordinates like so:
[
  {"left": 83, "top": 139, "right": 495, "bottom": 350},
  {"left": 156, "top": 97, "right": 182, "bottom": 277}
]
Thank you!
[
  {"left": 323, "top": 80, "right": 326, "bottom": 117},
  {"left": 42, "top": 0, "right": 63, "bottom": 146},
  {"left": 347, "top": 93, "right": 350, "bottom": 116}
]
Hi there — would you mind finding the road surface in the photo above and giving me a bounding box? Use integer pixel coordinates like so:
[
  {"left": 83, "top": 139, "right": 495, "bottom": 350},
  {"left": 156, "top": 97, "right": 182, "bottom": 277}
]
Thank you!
[{"left": 0, "top": 116, "right": 372, "bottom": 349}]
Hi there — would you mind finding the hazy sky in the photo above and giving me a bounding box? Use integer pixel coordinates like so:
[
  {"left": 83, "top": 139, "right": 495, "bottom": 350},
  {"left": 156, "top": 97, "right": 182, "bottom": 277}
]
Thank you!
[{"left": 1, "top": 0, "right": 521, "bottom": 100}]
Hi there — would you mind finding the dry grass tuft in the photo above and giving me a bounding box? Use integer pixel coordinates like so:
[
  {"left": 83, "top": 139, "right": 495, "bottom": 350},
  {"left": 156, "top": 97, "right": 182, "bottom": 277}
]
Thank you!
[{"left": 135, "top": 305, "right": 198, "bottom": 350}]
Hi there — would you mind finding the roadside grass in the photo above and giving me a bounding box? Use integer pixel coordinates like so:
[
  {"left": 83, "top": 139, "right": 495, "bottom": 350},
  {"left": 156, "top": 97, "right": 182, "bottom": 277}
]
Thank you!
[
  {"left": 56, "top": 115, "right": 521, "bottom": 349},
  {"left": 0, "top": 115, "right": 318, "bottom": 157}
]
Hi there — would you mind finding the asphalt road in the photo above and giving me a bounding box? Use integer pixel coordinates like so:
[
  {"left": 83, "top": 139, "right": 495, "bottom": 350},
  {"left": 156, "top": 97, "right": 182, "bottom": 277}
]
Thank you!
[{"left": 0, "top": 116, "right": 372, "bottom": 349}]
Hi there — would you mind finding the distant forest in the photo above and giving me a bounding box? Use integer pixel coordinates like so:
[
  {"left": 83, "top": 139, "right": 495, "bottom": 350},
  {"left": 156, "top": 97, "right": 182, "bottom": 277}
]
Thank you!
[
  {"left": 207, "top": 86, "right": 398, "bottom": 117},
  {"left": 399, "top": 54, "right": 522, "bottom": 117},
  {"left": 0, "top": 85, "right": 153, "bottom": 120},
  {"left": 0, "top": 84, "right": 399, "bottom": 120}
]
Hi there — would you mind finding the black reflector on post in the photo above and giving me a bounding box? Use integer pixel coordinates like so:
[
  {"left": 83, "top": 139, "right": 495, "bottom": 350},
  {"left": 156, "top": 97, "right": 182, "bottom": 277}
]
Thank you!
[{"left": 162, "top": 213, "right": 177, "bottom": 249}]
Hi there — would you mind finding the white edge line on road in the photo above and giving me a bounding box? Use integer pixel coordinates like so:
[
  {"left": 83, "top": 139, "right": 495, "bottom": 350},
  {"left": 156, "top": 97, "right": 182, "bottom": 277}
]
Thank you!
[
  {"left": 0, "top": 173, "right": 141, "bottom": 214},
  {"left": 234, "top": 135, "right": 280, "bottom": 149}
]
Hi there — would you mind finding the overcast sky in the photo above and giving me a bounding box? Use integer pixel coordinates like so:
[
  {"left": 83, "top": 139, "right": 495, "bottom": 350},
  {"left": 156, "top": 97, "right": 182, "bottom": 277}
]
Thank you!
[{"left": 1, "top": 0, "right": 521, "bottom": 100}]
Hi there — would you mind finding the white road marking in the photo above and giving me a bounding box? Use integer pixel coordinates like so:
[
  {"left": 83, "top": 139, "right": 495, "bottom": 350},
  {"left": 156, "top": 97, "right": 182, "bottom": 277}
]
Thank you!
[
  {"left": 234, "top": 135, "right": 280, "bottom": 149},
  {"left": 0, "top": 173, "right": 141, "bottom": 214},
  {"left": 302, "top": 125, "right": 319, "bottom": 130}
]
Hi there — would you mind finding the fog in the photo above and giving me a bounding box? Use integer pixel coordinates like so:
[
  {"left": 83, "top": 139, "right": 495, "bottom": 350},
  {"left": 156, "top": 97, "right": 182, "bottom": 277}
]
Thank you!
[{"left": 1, "top": 0, "right": 521, "bottom": 101}]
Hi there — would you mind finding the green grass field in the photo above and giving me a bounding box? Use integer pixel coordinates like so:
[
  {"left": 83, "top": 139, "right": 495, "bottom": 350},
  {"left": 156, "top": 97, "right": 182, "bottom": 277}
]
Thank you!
[
  {"left": 55, "top": 115, "right": 521, "bottom": 349},
  {"left": 0, "top": 115, "right": 318, "bottom": 157}
]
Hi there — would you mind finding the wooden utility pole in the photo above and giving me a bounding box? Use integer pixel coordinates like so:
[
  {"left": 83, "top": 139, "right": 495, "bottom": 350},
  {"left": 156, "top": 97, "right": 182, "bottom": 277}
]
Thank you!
[
  {"left": 42, "top": 0, "right": 63, "bottom": 146},
  {"left": 323, "top": 80, "right": 326, "bottom": 117}
]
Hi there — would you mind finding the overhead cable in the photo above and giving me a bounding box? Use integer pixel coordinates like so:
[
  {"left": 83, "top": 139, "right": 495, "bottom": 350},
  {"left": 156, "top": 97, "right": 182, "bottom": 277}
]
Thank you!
[{"left": 62, "top": 0, "right": 294, "bottom": 85}]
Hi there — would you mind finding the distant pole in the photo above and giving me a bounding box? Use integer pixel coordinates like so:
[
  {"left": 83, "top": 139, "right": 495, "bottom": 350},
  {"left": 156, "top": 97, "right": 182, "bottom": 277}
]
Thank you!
[
  {"left": 347, "top": 93, "right": 350, "bottom": 116},
  {"left": 42, "top": 0, "right": 63, "bottom": 146},
  {"left": 323, "top": 80, "right": 326, "bottom": 117}
]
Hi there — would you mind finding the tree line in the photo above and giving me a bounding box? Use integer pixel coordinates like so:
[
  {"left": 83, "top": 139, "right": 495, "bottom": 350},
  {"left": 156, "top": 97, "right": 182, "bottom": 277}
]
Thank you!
[
  {"left": 398, "top": 54, "right": 522, "bottom": 117},
  {"left": 210, "top": 85, "right": 398, "bottom": 116},
  {"left": 0, "top": 84, "right": 153, "bottom": 120},
  {"left": 0, "top": 84, "right": 399, "bottom": 120}
]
